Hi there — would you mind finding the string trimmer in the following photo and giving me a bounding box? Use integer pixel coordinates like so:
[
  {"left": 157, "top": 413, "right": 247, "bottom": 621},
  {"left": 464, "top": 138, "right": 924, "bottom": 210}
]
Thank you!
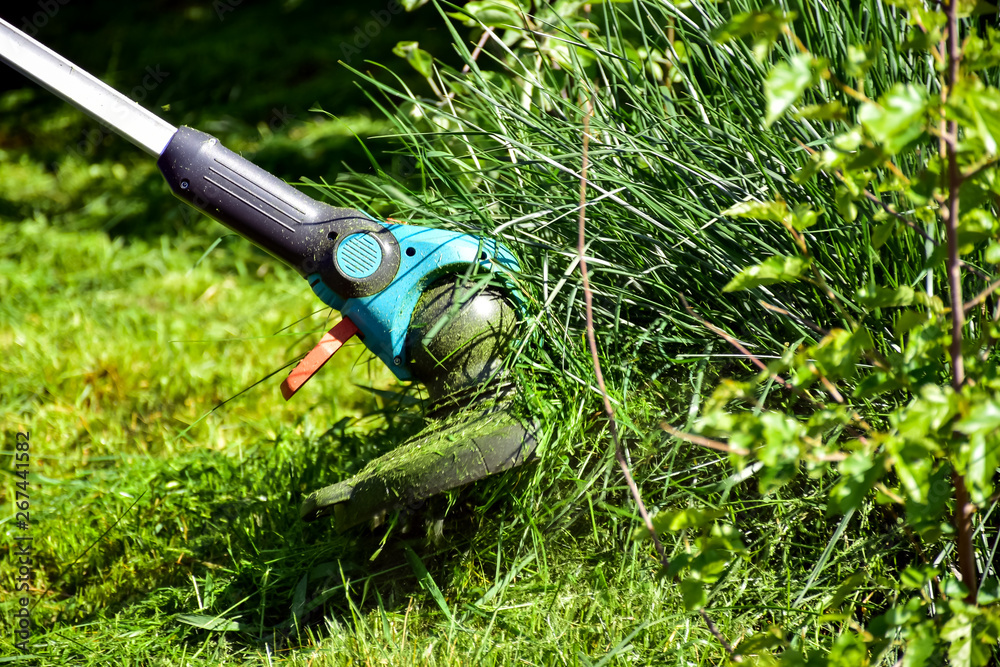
[{"left": 0, "top": 19, "right": 537, "bottom": 530}]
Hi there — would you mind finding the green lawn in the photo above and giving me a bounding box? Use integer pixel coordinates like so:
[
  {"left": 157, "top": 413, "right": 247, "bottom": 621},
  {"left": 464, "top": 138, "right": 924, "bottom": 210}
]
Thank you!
[
  {"left": 0, "top": 4, "right": 685, "bottom": 664},
  {"left": 4, "top": 0, "right": 997, "bottom": 664},
  {"left": 0, "top": 215, "right": 696, "bottom": 664}
]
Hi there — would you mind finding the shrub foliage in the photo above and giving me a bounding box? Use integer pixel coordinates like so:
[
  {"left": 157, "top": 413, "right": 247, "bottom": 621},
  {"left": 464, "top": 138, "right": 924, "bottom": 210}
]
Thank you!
[{"left": 331, "top": 0, "right": 1000, "bottom": 662}]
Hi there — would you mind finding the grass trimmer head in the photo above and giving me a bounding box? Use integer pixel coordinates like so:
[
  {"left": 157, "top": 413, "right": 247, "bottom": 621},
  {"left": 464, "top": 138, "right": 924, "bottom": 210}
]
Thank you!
[{"left": 0, "top": 17, "right": 537, "bottom": 529}]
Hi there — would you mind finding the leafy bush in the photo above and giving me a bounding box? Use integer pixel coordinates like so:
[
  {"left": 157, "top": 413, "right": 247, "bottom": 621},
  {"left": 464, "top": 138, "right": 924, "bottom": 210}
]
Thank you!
[{"left": 325, "top": 0, "right": 1000, "bottom": 662}]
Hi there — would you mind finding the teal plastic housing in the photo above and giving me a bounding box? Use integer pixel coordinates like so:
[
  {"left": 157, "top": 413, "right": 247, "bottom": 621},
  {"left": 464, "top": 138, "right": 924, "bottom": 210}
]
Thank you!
[{"left": 307, "top": 222, "right": 520, "bottom": 381}]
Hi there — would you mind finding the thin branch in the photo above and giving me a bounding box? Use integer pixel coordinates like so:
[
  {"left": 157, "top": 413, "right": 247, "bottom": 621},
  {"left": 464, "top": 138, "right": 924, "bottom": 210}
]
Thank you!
[
  {"left": 860, "top": 190, "right": 937, "bottom": 245},
  {"left": 576, "top": 94, "right": 664, "bottom": 561},
  {"left": 700, "top": 609, "right": 739, "bottom": 660},
  {"left": 759, "top": 300, "right": 830, "bottom": 336},
  {"left": 942, "top": 0, "right": 978, "bottom": 604},
  {"left": 661, "top": 423, "right": 750, "bottom": 456},
  {"left": 793, "top": 140, "right": 938, "bottom": 249},
  {"left": 858, "top": 191, "right": 991, "bottom": 282},
  {"left": 963, "top": 277, "right": 1000, "bottom": 312},
  {"left": 577, "top": 95, "right": 738, "bottom": 662},
  {"left": 680, "top": 294, "right": 788, "bottom": 385},
  {"left": 684, "top": 295, "right": 874, "bottom": 435}
]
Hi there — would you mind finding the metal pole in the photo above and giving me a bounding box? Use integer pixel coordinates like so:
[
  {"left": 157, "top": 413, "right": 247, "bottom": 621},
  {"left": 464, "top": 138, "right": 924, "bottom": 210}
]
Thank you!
[{"left": 0, "top": 17, "right": 176, "bottom": 157}]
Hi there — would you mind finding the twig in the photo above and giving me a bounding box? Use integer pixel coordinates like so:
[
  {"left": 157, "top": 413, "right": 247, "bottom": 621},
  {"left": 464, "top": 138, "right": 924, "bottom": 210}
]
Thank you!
[
  {"left": 860, "top": 190, "right": 937, "bottom": 245},
  {"left": 683, "top": 295, "right": 874, "bottom": 435},
  {"left": 963, "top": 277, "right": 1000, "bottom": 312},
  {"left": 576, "top": 95, "right": 738, "bottom": 661},
  {"left": 680, "top": 294, "right": 788, "bottom": 386},
  {"left": 758, "top": 300, "right": 830, "bottom": 336},
  {"left": 699, "top": 609, "right": 739, "bottom": 660},
  {"left": 942, "top": 0, "right": 978, "bottom": 604},
  {"left": 462, "top": 28, "right": 494, "bottom": 75},
  {"left": 576, "top": 95, "right": 663, "bottom": 560},
  {"left": 661, "top": 423, "right": 750, "bottom": 456}
]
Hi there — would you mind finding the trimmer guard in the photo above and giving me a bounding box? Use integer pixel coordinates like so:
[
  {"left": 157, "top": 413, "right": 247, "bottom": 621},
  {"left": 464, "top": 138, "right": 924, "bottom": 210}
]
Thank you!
[{"left": 300, "top": 402, "right": 538, "bottom": 530}]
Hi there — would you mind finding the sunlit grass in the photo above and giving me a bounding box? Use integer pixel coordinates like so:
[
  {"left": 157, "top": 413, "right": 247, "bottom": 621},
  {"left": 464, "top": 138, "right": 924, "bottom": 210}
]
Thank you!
[{"left": 3, "top": 0, "right": 994, "bottom": 664}]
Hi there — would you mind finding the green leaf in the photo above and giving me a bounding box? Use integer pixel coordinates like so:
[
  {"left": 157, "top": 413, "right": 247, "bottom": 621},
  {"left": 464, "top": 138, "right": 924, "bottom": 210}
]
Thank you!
[
  {"left": 830, "top": 451, "right": 884, "bottom": 514},
  {"left": 954, "top": 396, "right": 1000, "bottom": 504},
  {"left": 894, "top": 384, "right": 958, "bottom": 438},
  {"left": 949, "top": 80, "right": 1000, "bottom": 156},
  {"left": 680, "top": 578, "right": 707, "bottom": 610},
  {"left": 634, "top": 507, "right": 725, "bottom": 539},
  {"left": 956, "top": 398, "right": 1000, "bottom": 434},
  {"left": 448, "top": 0, "right": 523, "bottom": 26},
  {"left": 826, "top": 632, "right": 868, "bottom": 667},
  {"left": 985, "top": 241, "right": 1000, "bottom": 263},
  {"left": 711, "top": 7, "right": 793, "bottom": 61},
  {"left": 857, "top": 285, "right": 915, "bottom": 309},
  {"left": 887, "top": 437, "right": 934, "bottom": 506},
  {"left": 900, "top": 565, "right": 938, "bottom": 590},
  {"left": 176, "top": 614, "right": 248, "bottom": 632},
  {"left": 790, "top": 204, "right": 821, "bottom": 230},
  {"left": 846, "top": 43, "right": 877, "bottom": 79},
  {"left": 871, "top": 220, "right": 896, "bottom": 250},
  {"left": 707, "top": 522, "right": 746, "bottom": 554},
  {"left": 735, "top": 628, "right": 787, "bottom": 657},
  {"left": 664, "top": 552, "right": 691, "bottom": 579},
  {"left": 957, "top": 434, "right": 997, "bottom": 505},
  {"left": 977, "top": 578, "right": 1000, "bottom": 605},
  {"left": 765, "top": 53, "right": 817, "bottom": 127},
  {"left": 756, "top": 411, "right": 804, "bottom": 493},
  {"left": 869, "top": 604, "right": 917, "bottom": 636},
  {"left": 542, "top": 41, "right": 597, "bottom": 69},
  {"left": 858, "top": 84, "right": 928, "bottom": 154},
  {"left": 795, "top": 101, "right": 847, "bottom": 121},
  {"left": 901, "top": 623, "right": 939, "bottom": 667},
  {"left": 723, "top": 255, "right": 811, "bottom": 292},
  {"left": 963, "top": 28, "right": 1000, "bottom": 72},
  {"left": 393, "top": 41, "right": 435, "bottom": 78},
  {"left": 835, "top": 186, "right": 858, "bottom": 222},
  {"left": 895, "top": 309, "right": 931, "bottom": 338},
  {"left": 690, "top": 542, "right": 736, "bottom": 583},
  {"left": 907, "top": 464, "right": 952, "bottom": 538},
  {"left": 854, "top": 371, "right": 902, "bottom": 398},
  {"left": 722, "top": 200, "right": 818, "bottom": 231},
  {"left": 957, "top": 208, "right": 999, "bottom": 248},
  {"left": 809, "top": 328, "right": 874, "bottom": 380},
  {"left": 942, "top": 606, "right": 995, "bottom": 667},
  {"left": 722, "top": 199, "right": 788, "bottom": 221},
  {"left": 944, "top": 577, "right": 970, "bottom": 599},
  {"left": 827, "top": 570, "right": 869, "bottom": 608}
]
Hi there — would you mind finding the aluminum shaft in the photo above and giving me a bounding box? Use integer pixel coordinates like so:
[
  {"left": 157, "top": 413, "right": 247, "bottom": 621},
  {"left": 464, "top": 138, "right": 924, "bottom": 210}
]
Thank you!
[{"left": 0, "top": 17, "right": 176, "bottom": 156}]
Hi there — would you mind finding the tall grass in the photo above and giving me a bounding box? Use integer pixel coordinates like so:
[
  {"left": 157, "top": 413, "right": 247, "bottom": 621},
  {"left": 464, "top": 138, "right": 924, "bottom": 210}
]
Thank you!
[
  {"left": 3, "top": 0, "right": 996, "bottom": 663},
  {"left": 307, "top": 0, "right": 995, "bottom": 661},
  {"left": 329, "top": 0, "right": 943, "bottom": 374}
]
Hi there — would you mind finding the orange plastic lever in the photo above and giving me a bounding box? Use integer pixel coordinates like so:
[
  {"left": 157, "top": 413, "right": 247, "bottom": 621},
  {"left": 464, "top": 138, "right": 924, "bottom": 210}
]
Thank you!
[{"left": 281, "top": 317, "right": 360, "bottom": 400}]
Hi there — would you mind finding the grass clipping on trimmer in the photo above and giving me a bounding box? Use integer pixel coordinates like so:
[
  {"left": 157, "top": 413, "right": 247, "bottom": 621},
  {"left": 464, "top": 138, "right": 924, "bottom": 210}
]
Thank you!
[{"left": 300, "top": 397, "right": 538, "bottom": 530}]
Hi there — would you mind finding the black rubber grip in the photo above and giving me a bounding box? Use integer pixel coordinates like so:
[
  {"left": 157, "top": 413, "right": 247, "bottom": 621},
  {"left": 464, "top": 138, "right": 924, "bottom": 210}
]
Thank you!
[{"left": 157, "top": 126, "right": 399, "bottom": 299}]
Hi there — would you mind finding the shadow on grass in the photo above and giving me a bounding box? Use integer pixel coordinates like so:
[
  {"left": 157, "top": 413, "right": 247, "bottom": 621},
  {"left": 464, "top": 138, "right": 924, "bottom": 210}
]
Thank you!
[{"left": 67, "top": 404, "right": 538, "bottom": 656}]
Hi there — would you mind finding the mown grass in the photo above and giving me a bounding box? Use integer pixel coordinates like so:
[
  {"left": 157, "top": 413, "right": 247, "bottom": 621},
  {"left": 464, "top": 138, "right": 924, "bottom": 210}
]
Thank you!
[{"left": 2, "top": 0, "right": 995, "bottom": 664}]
